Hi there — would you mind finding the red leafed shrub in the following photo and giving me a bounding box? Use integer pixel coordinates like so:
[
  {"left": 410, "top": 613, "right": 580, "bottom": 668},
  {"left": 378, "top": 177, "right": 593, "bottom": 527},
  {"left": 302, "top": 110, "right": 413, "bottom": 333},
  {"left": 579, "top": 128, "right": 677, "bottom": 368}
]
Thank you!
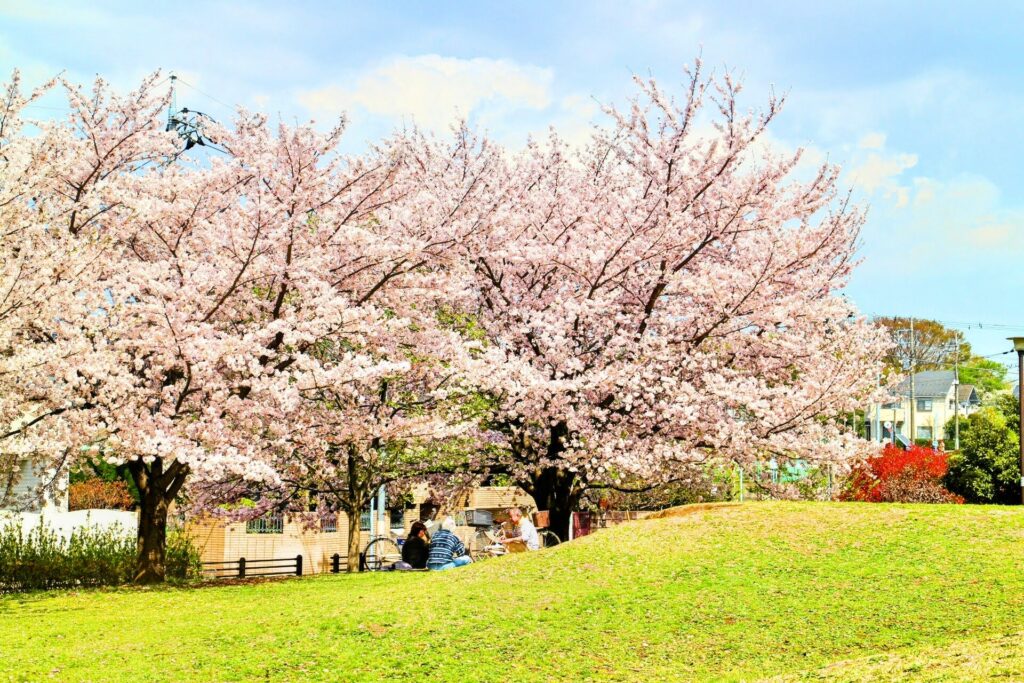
[
  {"left": 68, "top": 478, "right": 135, "bottom": 511},
  {"left": 841, "top": 444, "right": 964, "bottom": 504}
]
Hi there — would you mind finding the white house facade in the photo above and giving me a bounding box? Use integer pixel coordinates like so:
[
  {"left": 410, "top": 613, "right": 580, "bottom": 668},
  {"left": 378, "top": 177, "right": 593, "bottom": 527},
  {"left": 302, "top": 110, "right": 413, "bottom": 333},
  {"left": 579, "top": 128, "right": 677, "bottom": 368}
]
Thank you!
[{"left": 866, "top": 370, "right": 981, "bottom": 445}]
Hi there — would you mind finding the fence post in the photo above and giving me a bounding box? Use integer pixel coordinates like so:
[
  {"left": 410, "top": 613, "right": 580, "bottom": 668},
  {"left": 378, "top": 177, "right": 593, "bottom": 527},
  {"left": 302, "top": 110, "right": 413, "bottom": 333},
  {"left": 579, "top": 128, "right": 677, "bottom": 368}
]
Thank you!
[
  {"left": 295, "top": 554, "right": 303, "bottom": 576},
  {"left": 238, "top": 557, "right": 246, "bottom": 579},
  {"left": 331, "top": 553, "right": 340, "bottom": 574}
]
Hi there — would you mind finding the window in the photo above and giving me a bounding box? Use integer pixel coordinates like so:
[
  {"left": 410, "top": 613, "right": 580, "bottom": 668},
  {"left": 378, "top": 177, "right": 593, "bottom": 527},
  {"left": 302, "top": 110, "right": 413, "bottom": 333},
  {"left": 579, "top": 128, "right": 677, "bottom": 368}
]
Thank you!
[
  {"left": 916, "top": 399, "right": 933, "bottom": 412},
  {"left": 882, "top": 401, "right": 901, "bottom": 410},
  {"left": 916, "top": 426, "right": 933, "bottom": 440},
  {"left": 321, "top": 513, "right": 338, "bottom": 533},
  {"left": 360, "top": 508, "right": 372, "bottom": 531},
  {"left": 389, "top": 508, "right": 405, "bottom": 529},
  {"left": 246, "top": 514, "right": 284, "bottom": 534}
]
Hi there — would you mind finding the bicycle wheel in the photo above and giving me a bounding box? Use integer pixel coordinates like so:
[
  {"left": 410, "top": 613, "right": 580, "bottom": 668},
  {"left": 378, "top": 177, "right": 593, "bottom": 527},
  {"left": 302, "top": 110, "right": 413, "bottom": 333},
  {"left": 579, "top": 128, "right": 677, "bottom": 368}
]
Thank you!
[
  {"left": 471, "top": 528, "right": 503, "bottom": 561},
  {"left": 538, "top": 529, "right": 561, "bottom": 549},
  {"left": 364, "top": 537, "right": 401, "bottom": 571}
]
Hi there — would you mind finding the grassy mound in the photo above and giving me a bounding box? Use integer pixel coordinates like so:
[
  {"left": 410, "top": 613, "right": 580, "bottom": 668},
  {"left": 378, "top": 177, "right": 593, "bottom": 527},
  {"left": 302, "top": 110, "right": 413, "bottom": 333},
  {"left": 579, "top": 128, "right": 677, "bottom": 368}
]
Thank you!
[{"left": 2, "top": 502, "right": 1024, "bottom": 682}]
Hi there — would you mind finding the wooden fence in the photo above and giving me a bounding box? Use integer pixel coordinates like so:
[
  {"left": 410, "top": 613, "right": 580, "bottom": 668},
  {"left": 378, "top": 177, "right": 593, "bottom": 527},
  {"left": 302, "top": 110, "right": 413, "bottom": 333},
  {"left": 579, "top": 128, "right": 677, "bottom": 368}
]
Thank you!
[
  {"left": 202, "top": 555, "right": 303, "bottom": 579},
  {"left": 202, "top": 553, "right": 357, "bottom": 579}
]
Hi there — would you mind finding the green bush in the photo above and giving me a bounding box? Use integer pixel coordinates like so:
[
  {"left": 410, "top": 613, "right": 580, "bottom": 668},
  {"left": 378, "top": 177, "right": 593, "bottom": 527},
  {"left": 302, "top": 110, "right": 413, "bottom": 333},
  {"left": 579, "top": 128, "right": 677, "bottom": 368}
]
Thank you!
[
  {"left": 945, "top": 405, "right": 1020, "bottom": 504},
  {"left": 0, "top": 521, "right": 200, "bottom": 592},
  {"left": 166, "top": 530, "right": 202, "bottom": 581}
]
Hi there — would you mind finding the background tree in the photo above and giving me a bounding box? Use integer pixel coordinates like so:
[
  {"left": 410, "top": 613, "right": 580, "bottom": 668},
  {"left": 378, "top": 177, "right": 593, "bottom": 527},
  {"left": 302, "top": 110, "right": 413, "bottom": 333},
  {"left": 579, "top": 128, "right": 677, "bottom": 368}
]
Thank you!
[
  {"left": 875, "top": 317, "right": 1008, "bottom": 397},
  {"left": 959, "top": 356, "right": 1010, "bottom": 397},
  {"left": 875, "top": 317, "right": 968, "bottom": 373},
  {"left": 945, "top": 402, "right": 1020, "bottom": 503},
  {"left": 260, "top": 320, "right": 484, "bottom": 571}
]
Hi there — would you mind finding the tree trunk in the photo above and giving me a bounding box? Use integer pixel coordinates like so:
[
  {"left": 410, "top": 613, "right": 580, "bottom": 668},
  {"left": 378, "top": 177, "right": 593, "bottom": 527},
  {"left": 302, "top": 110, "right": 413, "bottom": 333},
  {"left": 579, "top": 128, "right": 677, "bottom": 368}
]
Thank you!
[
  {"left": 525, "top": 466, "right": 582, "bottom": 541},
  {"left": 343, "top": 446, "right": 367, "bottom": 573},
  {"left": 345, "top": 506, "right": 361, "bottom": 573},
  {"left": 127, "top": 457, "right": 190, "bottom": 584},
  {"left": 136, "top": 492, "right": 169, "bottom": 583}
]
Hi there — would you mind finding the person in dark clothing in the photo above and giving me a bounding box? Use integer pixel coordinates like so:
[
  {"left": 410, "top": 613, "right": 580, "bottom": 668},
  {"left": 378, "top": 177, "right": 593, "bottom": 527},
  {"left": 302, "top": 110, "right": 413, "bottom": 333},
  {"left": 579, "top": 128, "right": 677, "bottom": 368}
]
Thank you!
[{"left": 400, "top": 521, "right": 430, "bottom": 569}]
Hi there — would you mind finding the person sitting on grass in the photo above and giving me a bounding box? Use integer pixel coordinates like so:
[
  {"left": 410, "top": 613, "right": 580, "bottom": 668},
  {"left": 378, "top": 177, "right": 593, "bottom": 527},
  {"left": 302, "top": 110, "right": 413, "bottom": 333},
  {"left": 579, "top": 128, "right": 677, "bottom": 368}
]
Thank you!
[
  {"left": 426, "top": 517, "right": 472, "bottom": 571},
  {"left": 401, "top": 521, "right": 430, "bottom": 570},
  {"left": 500, "top": 507, "right": 540, "bottom": 551}
]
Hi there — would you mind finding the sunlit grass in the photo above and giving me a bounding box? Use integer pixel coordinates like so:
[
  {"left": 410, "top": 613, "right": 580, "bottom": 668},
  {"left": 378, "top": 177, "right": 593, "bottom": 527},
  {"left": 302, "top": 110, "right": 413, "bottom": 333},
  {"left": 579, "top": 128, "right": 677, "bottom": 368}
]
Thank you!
[{"left": 2, "top": 502, "right": 1023, "bottom": 682}]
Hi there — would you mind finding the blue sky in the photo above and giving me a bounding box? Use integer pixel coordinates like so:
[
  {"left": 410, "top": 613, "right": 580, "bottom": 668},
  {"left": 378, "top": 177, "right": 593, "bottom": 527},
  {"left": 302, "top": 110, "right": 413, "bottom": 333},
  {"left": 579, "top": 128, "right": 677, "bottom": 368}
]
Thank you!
[{"left": 2, "top": 0, "right": 1023, "bottom": 364}]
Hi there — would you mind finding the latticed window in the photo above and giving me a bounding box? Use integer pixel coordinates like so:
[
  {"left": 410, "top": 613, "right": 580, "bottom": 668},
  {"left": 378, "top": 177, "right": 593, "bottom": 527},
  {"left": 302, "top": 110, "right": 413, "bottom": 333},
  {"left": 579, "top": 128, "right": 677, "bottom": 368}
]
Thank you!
[
  {"left": 321, "top": 513, "right": 338, "bottom": 533},
  {"left": 360, "top": 509, "right": 371, "bottom": 531},
  {"left": 246, "top": 514, "right": 284, "bottom": 534}
]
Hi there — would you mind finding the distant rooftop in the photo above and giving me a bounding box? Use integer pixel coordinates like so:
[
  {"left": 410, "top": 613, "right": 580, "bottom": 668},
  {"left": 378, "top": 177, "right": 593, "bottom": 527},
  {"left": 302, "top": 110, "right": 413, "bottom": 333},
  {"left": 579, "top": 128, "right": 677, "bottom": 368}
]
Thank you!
[{"left": 894, "top": 371, "right": 979, "bottom": 404}]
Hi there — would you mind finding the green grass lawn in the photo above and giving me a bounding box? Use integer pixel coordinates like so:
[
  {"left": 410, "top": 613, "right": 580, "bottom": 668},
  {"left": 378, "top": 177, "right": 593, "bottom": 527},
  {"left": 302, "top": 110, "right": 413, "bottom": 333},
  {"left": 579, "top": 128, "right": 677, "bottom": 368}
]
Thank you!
[{"left": 3, "top": 502, "right": 1024, "bottom": 682}]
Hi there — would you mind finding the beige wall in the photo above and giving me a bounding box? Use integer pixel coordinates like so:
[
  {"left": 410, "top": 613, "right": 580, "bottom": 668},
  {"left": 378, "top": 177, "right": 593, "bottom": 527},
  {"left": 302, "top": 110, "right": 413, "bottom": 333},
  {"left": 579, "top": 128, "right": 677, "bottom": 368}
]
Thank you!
[
  {"left": 186, "top": 486, "right": 540, "bottom": 574},
  {"left": 187, "top": 512, "right": 386, "bottom": 575}
]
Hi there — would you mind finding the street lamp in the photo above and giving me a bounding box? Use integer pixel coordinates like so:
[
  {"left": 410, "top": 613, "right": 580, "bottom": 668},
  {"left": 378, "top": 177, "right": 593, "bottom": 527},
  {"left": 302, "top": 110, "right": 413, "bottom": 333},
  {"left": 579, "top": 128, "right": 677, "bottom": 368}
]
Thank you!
[{"left": 1009, "top": 337, "right": 1024, "bottom": 505}]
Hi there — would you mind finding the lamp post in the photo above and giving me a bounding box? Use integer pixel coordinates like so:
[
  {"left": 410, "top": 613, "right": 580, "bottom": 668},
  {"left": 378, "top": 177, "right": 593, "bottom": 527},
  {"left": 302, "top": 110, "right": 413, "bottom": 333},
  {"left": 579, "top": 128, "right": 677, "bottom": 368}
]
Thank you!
[{"left": 1009, "top": 337, "right": 1024, "bottom": 505}]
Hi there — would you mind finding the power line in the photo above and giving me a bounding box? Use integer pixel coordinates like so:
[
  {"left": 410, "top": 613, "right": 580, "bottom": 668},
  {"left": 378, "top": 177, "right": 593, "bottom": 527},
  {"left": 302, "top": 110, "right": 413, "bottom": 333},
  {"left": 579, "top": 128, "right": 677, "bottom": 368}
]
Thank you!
[
  {"left": 174, "top": 77, "right": 236, "bottom": 114},
  {"left": 976, "top": 349, "right": 1014, "bottom": 360},
  {"left": 870, "top": 315, "right": 1024, "bottom": 332}
]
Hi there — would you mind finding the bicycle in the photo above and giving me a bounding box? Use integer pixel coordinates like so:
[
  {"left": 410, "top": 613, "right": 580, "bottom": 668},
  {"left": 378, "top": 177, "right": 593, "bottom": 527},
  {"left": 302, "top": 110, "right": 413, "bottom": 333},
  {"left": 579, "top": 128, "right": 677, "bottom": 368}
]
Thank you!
[
  {"left": 363, "top": 534, "right": 402, "bottom": 571},
  {"left": 470, "top": 523, "right": 510, "bottom": 561},
  {"left": 538, "top": 528, "right": 561, "bottom": 548},
  {"left": 470, "top": 519, "right": 560, "bottom": 561}
]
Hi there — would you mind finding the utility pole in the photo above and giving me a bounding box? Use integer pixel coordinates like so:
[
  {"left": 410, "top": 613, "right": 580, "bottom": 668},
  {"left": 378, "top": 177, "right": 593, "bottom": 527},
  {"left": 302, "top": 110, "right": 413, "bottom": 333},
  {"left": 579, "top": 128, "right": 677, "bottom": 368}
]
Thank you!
[
  {"left": 1010, "top": 338, "right": 1024, "bottom": 505},
  {"left": 167, "top": 73, "right": 177, "bottom": 129},
  {"left": 873, "top": 373, "right": 882, "bottom": 443},
  {"left": 952, "top": 341, "right": 961, "bottom": 451},
  {"left": 164, "top": 73, "right": 218, "bottom": 152},
  {"left": 909, "top": 317, "right": 916, "bottom": 443}
]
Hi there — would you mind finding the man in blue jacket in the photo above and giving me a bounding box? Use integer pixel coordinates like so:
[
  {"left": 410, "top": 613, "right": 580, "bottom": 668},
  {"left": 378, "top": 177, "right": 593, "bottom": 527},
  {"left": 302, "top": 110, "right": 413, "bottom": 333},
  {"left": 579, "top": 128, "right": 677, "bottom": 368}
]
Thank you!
[{"left": 426, "top": 517, "right": 472, "bottom": 570}]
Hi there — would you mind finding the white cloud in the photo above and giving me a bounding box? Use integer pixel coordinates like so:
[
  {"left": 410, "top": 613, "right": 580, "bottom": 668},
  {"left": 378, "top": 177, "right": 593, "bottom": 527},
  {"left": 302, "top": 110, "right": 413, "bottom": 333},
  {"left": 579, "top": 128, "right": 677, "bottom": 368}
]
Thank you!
[
  {"left": 858, "top": 132, "right": 886, "bottom": 150},
  {"left": 847, "top": 150, "right": 918, "bottom": 206},
  {"left": 911, "top": 175, "right": 1024, "bottom": 252},
  {"left": 298, "top": 55, "right": 554, "bottom": 130}
]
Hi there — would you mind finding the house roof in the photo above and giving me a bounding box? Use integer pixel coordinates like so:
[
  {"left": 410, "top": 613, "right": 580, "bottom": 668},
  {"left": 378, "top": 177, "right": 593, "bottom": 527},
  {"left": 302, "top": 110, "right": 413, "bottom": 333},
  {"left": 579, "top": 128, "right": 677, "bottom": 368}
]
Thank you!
[
  {"left": 957, "top": 384, "right": 980, "bottom": 405},
  {"left": 895, "top": 370, "right": 957, "bottom": 398},
  {"left": 893, "top": 371, "right": 982, "bottom": 403}
]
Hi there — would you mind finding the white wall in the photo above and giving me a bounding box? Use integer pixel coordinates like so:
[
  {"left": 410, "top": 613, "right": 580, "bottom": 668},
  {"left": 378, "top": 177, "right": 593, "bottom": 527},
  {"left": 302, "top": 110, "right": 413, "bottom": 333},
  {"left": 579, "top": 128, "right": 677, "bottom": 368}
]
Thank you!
[{"left": 0, "top": 509, "right": 137, "bottom": 541}]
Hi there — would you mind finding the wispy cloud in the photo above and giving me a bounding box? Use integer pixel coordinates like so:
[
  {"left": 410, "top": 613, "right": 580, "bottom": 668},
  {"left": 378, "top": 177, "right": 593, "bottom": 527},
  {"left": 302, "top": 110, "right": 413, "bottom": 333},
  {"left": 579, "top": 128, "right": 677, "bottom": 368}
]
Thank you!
[{"left": 298, "top": 55, "right": 554, "bottom": 131}]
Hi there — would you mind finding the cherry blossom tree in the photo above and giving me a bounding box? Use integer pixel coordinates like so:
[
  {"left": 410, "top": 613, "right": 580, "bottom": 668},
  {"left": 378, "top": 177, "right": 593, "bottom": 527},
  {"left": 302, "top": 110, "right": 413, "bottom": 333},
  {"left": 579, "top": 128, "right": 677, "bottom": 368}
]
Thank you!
[
  {"left": 0, "top": 71, "right": 175, "bottom": 509},
  {"left": 0, "top": 72, "right": 410, "bottom": 582},
  {"left": 237, "top": 127, "right": 506, "bottom": 571},
  {"left": 257, "top": 319, "right": 484, "bottom": 570},
  {"left": 1, "top": 71, "right": 496, "bottom": 582},
  {"left": 89, "top": 110, "right": 410, "bottom": 582},
  {"left": 454, "top": 63, "right": 889, "bottom": 537}
]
